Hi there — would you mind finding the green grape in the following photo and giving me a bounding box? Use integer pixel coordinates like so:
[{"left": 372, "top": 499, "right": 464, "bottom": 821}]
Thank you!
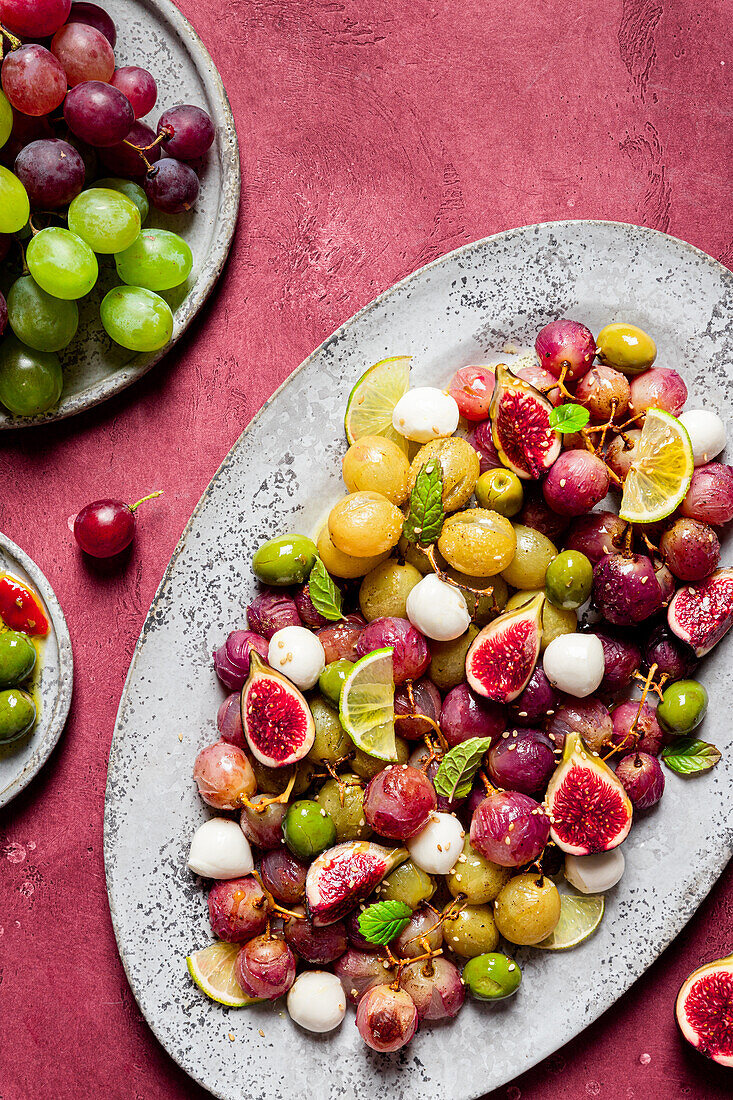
[
  {"left": 7, "top": 276, "right": 79, "bottom": 353},
  {"left": 0, "top": 336, "right": 63, "bottom": 417},
  {"left": 26, "top": 228, "right": 98, "bottom": 300},
  {"left": 100, "top": 286, "right": 173, "bottom": 352},
  {"left": 0, "top": 166, "right": 30, "bottom": 234},
  {"left": 0, "top": 90, "right": 12, "bottom": 150},
  {"left": 95, "top": 178, "right": 149, "bottom": 223},
  {"left": 115, "top": 228, "right": 193, "bottom": 292},
  {"left": 67, "top": 188, "right": 141, "bottom": 255}
]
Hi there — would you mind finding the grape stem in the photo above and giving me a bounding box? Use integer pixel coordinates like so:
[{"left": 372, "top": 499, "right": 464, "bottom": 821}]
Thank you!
[
  {"left": 250, "top": 869, "right": 306, "bottom": 922},
  {"left": 123, "top": 128, "right": 172, "bottom": 174},
  {"left": 422, "top": 544, "right": 501, "bottom": 616},
  {"left": 0, "top": 24, "right": 22, "bottom": 52},
  {"left": 239, "top": 768, "right": 297, "bottom": 813},
  {"left": 129, "top": 490, "right": 163, "bottom": 513}
]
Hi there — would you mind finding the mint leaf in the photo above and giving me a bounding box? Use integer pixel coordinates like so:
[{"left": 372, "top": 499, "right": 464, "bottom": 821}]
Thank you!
[
  {"left": 403, "top": 461, "right": 444, "bottom": 546},
  {"left": 308, "top": 557, "right": 342, "bottom": 621},
  {"left": 433, "top": 737, "right": 494, "bottom": 801},
  {"left": 661, "top": 738, "right": 721, "bottom": 775},
  {"left": 358, "top": 899, "right": 412, "bottom": 945},
  {"left": 548, "top": 403, "right": 590, "bottom": 434}
]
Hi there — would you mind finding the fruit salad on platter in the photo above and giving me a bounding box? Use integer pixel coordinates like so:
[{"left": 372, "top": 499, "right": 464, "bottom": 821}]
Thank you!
[
  {"left": 0, "top": 571, "right": 49, "bottom": 749},
  {"left": 184, "top": 318, "right": 733, "bottom": 1057}
]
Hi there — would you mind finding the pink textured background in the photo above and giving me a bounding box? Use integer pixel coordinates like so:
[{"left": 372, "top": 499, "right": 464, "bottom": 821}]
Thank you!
[{"left": 1, "top": 1, "right": 732, "bottom": 1097}]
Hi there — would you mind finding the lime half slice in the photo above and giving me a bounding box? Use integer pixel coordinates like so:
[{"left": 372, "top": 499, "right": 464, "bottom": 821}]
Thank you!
[
  {"left": 344, "top": 356, "right": 411, "bottom": 452},
  {"left": 339, "top": 647, "right": 397, "bottom": 761},
  {"left": 535, "top": 891, "right": 605, "bottom": 950},
  {"left": 619, "top": 408, "right": 694, "bottom": 524},
  {"left": 187, "top": 942, "right": 261, "bottom": 1007}
]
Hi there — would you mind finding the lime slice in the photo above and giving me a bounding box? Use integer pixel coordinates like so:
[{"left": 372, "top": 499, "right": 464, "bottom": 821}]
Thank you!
[
  {"left": 535, "top": 891, "right": 605, "bottom": 950},
  {"left": 339, "top": 647, "right": 397, "bottom": 761},
  {"left": 186, "top": 942, "right": 261, "bottom": 1007},
  {"left": 619, "top": 408, "right": 694, "bottom": 524},
  {"left": 344, "top": 356, "right": 411, "bottom": 452}
]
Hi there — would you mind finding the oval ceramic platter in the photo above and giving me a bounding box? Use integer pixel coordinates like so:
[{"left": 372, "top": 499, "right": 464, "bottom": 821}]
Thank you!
[
  {"left": 0, "top": 534, "right": 73, "bottom": 808},
  {"left": 0, "top": 0, "right": 239, "bottom": 431},
  {"left": 105, "top": 222, "right": 733, "bottom": 1099}
]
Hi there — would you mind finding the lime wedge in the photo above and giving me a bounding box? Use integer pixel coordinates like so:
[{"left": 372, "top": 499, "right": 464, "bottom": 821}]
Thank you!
[
  {"left": 344, "top": 356, "right": 411, "bottom": 452},
  {"left": 186, "top": 942, "right": 261, "bottom": 1007},
  {"left": 339, "top": 647, "right": 397, "bottom": 761},
  {"left": 535, "top": 891, "right": 605, "bottom": 950},
  {"left": 619, "top": 408, "right": 694, "bottom": 524}
]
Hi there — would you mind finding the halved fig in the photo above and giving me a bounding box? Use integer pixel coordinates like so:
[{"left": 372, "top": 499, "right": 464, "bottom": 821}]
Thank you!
[
  {"left": 676, "top": 954, "right": 733, "bottom": 1067},
  {"left": 465, "top": 593, "right": 544, "bottom": 703},
  {"left": 489, "top": 365, "right": 561, "bottom": 479},
  {"left": 241, "top": 652, "right": 315, "bottom": 768},
  {"left": 667, "top": 568, "right": 733, "bottom": 656},
  {"left": 305, "top": 841, "right": 408, "bottom": 926},
  {"left": 546, "top": 729, "right": 632, "bottom": 855}
]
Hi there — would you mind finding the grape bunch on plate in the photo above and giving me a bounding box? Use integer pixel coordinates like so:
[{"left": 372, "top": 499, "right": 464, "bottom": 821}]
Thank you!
[{"left": 0, "top": 0, "right": 216, "bottom": 417}]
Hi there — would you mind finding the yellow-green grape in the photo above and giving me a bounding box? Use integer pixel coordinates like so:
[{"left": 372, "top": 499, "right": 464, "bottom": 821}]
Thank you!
[
  {"left": 359, "top": 559, "right": 422, "bottom": 620},
  {"left": 67, "top": 188, "right": 141, "bottom": 254},
  {"left": 378, "top": 858, "right": 435, "bottom": 907},
  {"left": 316, "top": 525, "right": 389, "bottom": 579},
  {"left": 493, "top": 874, "right": 561, "bottom": 946},
  {"left": 351, "top": 736, "right": 410, "bottom": 780},
  {"left": 7, "top": 276, "right": 78, "bottom": 353},
  {"left": 115, "top": 228, "right": 193, "bottom": 292},
  {"left": 407, "top": 437, "right": 480, "bottom": 512},
  {"left": 446, "top": 836, "right": 511, "bottom": 903},
  {"left": 95, "top": 178, "right": 149, "bottom": 223},
  {"left": 437, "top": 508, "right": 516, "bottom": 576},
  {"left": 443, "top": 904, "right": 499, "bottom": 958},
  {"left": 342, "top": 435, "right": 410, "bottom": 505},
  {"left": 0, "top": 90, "right": 12, "bottom": 150},
  {"left": 0, "top": 336, "right": 63, "bottom": 417},
  {"left": 428, "top": 625, "right": 479, "bottom": 691},
  {"left": 100, "top": 286, "right": 173, "bottom": 353},
  {"left": 315, "top": 775, "right": 372, "bottom": 841},
  {"left": 448, "top": 569, "right": 509, "bottom": 624},
  {"left": 328, "top": 491, "right": 404, "bottom": 557},
  {"left": 501, "top": 524, "right": 557, "bottom": 589},
  {"left": 0, "top": 166, "right": 30, "bottom": 234},
  {"left": 26, "top": 227, "right": 98, "bottom": 300},
  {"left": 307, "top": 698, "right": 352, "bottom": 765}
]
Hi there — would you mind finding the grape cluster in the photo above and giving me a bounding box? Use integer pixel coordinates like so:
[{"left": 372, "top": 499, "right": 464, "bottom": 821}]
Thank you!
[{"left": 0, "top": 0, "right": 216, "bottom": 416}]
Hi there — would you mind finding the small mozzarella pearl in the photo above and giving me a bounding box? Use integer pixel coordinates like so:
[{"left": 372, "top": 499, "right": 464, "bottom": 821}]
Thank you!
[
  {"left": 678, "top": 409, "right": 727, "bottom": 466},
  {"left": 407, "top": 811, "right": 465, "bottom": 875},
  {"left": 565, "top": 849, "right": 625, "bottom": 894},
  {"left": 287, "top": 971, "right": 346, "bottom": 1033},
  {"left": 392, "top": 387, "right": 460, "bottom": 443},
  {"left": 187, "top": 818, "right": 253, "bottom": 879},
  {"left": 406, "top": 574, "right": 470, "bottom": 640},
  {"left": 543, "top": 633, "right": 604, "bottom": 697},
  {"left": 268, "top": 626, "right": 325, "bottom": 689}
]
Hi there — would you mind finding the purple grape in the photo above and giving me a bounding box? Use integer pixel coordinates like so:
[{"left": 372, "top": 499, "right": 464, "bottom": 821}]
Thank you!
[
  {"left": 470, "top": 790, "right": 550, "bottom": 867},
  {"left": 0, "top": 292, "right": 7, "bottom": 337},
  {"left": 345, "top": 909, "right": 376, "bottom": 951},
  {"left": 158, "top": 104, "right": 215, "bottom": 160},
  {"left": 240, "top": 795, "right": 286, "bottom": 849},
  {"left": 64, "top": 80, "right": 135, "bottom": 147},
  {"left": 680, "top": 463, "right": 733, "bottom": 526},
  {"left": 392, "top": 905, "right": 443, "bottom": 958},
  {"left": 660, "top": 518, "right": 720, "bottom": 582},
  {"left": 487, "top": 730, "right": 556, "bottom": 794},
  {"left": 564, "top": 510, "right": 626, "bottom": 565},
  {"left": 535, "top": 318, "right": 596, "bottom": 381},
  {"left": 655, "top": 562, "right": 676, "bottom": 606},
  {"left": 643, "top": 625, "right": 697, "bottom": 682},
  {"left": 593, "top": 629, "right": 641, "bottom": 695},
  {"left": 511, "top": 665, "right": 559, "bottom": 725},
  {"left": 410, "top": 746, "right": 466, "bottom": 813},
  {"left": 468, "top": 418, "right": 502, "bottom": 472},
  {"left": 208, "top": 876, "right": 268, "bottom": 942},
  {"left": 355, "top": 616, "right": 430, "bottom": 684},
  {"left": 547, "top": 696, "right": 612, "bottom": 754},
  {"left": 217, "top": 692, "right": 244, "bottom": 747},
  {"left": 611, "top": 699, "right": 665, "bottom": 755},
  {"left": 100, "top": 120, "right": 159, "bottom": 178},
  {"left": 0, "top": 236, "right": 10, "bottom": 264},
  {"left": 629, "top": 367, "right": 687, "bottom": 416},
  {"left": 592, "top": 553, "right": 663, "bottom": 625},
  {"left": 520, "top": 495, "right": 570, "bottom": 541},
  {"left": 615, "top": 752, "right": 665, "bottom": 809},
  {"left": 68, "top": 2, "right": 117, "bottom": 46},
  {"left": 394, "top": 677, "right": 441, "bottom": 740},
  {"left": 259, "top": 849, "right": 307, "bottom": 905},
  {"left": 213, "top": 629, "right": 269, "bottom": 690},
  {"left": 144, "top": 157, "right": 200, "bottom": 213},
  {"left": 14, "top": 139, "right": 85, "bottom": 210},
  {"left": 235, "top": 934, "right": 296, "bottom": 1000},
  {"left": 440, "top": 683, "right": 505, "bottom": 747},
  {"left": 246, "top": 590, "right": 302, "bottom": 639},
  {"left": 363, "top": 765, "right": 436, "bottom": 838},
  {"left": 543, "top": 450, "right": 610, "bottom": 516},
  {"left": 606, "top": 429, "right": 642, "bottom": 480},
  {"left": 334, "top": 949, "right": 395, "bottom": 1005},
  {"left": 110, "top": 66, "right": 158, "bottom": 119},
  {"left": 356, "top": 985, "right": 418, "bottom": 1052},
  {"left": 294, "top": 582, "right": 329, "bottom": 628},
  {"left": 284, "top": 910, "right": 348, "bottom": 964},
  {"left": 399, "top": 956, "right": 465, "bottom": 1021}
]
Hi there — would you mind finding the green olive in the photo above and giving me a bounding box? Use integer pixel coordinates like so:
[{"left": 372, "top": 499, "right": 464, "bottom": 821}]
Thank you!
[
  {"left": 595, "top": 322, "right": 656, "bottom": 376},
  {"left": 351, "top": 735, "right": 410, "bottom": 780},
  {"left": 0, "top": 687, "right": 36, "bottom": 743},
  {"left": 359, "top": 559, "right": 422, "bottom": 621},
  {"left": 505, "top": 589, "right": 576, "bottom": 651},
  {"left": 408, "top": 437, "right": 480, "bottom": 512},
  {"left": 443, "top": 903, "right": 499, "bottom": 958},
  {"left": 318, "top": 660, "right": 353, "bottom": 707},
  {"left": 282, "top": 799, "right": 337, "bottom": 860},
  {"left": 0, "top": 630, "right": 36, "bottom": 687},
  {"left": 463, "top": 952, "right": 522, "bottom": 1001},
  {"left": 252, "top": 533, "right": 318, "bottom": 585},
  {"left": 446, "top": 836, "right": 511, "bottom": 903},
  {"left": 428, "top": 625, "right": 479, "bottom": 691},
  {"left": 657, "top": 679, "right": 708, "bottom": 735},
  {"left": 307, "top": 698, "right": 352, "bottom": 765},
  {"left": 474, "top": 469, "right": 524, "bottom": 517},
  {"left": 378, "top": 858, "right": 435, "bottom": 907},
  {"left": 545, "top": 550, "right": 593, "bottom": 610},
  {"left": 315, "top": 774, "right": 372, "bottom": 841},
  {"left": 501, "top": 524, "right": 557, "bottom": 589}
]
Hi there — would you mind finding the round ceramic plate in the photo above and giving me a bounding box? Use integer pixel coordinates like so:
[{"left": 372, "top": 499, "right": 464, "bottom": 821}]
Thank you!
[
  {"left": 105, "top": 222, "right": 733, "bottom": 1099},
  {"left": 0, "top": 0, "right": 239, "bottom": 430},
  {"left": 0, "top": 535, "right": 73, "bottom": 807}
]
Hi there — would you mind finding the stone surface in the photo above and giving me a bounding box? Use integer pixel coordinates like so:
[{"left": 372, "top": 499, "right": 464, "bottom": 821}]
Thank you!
[{"left": 0, "top": 2, "right": 732, "bottom": 1099}]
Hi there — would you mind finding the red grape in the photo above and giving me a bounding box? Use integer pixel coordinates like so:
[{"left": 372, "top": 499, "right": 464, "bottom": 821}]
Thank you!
[
  {"left": 1, "top": 0, "right": 71, "bottom": 37},
  {"left": 68, "top": 1, "right": 117, "bottom": 46},
  {"left": 64, "top": 80, "right": 134, "bottom": 147},
  {"left": 592, "top": 553, "right": 663, "bottom": 625},
  {"left": 236, "top": 934, "right": 296, "bottom": 1000},
  {"left": 535, "top": 319, "right": 596, "bottom": 381},
  {"left": 110, "top": 66, "right": 157, "bottom": 119},
  {"left": 511, "top": 665, "right": 559, "bottom": 725},
  {"left": 392, "top": 905, "right": 443, "bottom": 958},
  {"left": 643, "top": 625, "right": 697, "bottom": 683},
  {"left": 564, "top": 509, "right": 626, "bottom": 565},
  {"left": 547, "top": 696, "right": 612, "bottom": 753},
  {"left": 192, "top": 740, "right": 256, "bottom": 810},
  {"left": 469, "top": 419, "right": 502, "bottom": 473},
  {"left": 217, "top": 693, "right": 244, "bottom": 747},
  {"left": 487, "top": 729, "right": 556, "bottom": 794},
  {"left": 355, "top": 616, "right": 430, "bottom": 683},
  {"left": 470, "top": 790, "right": 549, "bottom": 867},
  {"left": 519, "top": 495, "right": 569, "bottom": 540},
  {"left": 611, "top": 700, "right": 664, "bottom": 755},
  {"left": 99, "top": 119, "right": 159, "bottom": 177},
  {"left": 213, "top": 629, "right": 269, "bottom": 690},
  {"left": 447, "top": 365, "right": 495, "bottom": 420},
  {"left": 334, "top": 949, "right": 395, "bottom": 1005},
  {"left": 316, "top": 616, "right": 366, "bottom": 662},
  {"left": 394, "top": 677, "right": 441, "bottom": 739},
  {"left": 593, "top": 629, "right": 641, "bottom": 694},
  {"left": 1, "top": 111, "right": 53, "bottom": 167},
  {"left": 247, "top": 590, "right": 302, "bottom": 639},
  {"left": 51, "top": 22, "right": 115, "bottom": 86},
  {"left": 605, "top": 429, "right": 642, "bottom": 480},
  {"left": 144, "top": 157, "right": 199, "bottom": 213},
  {"left": 515, "top": 362, "right": 563, "bottom": 406},
  {"left": 363, "top": 764, "right": 436, "bottom": 838},
  {"left": 294, "top": 582, "right": 330, "bottom": 628},
  {"left": 440, "top": 683, "right": 505, "bottom": 747},
  {"left": 283, "top": 910, "right": 348, "bottom": 964},
  {"left": 0, "top": 292, "right": 7, "bottom": 336},
  {"left": 208, "top": 876, "right": 268, "bottom": 942},
  {"left": 615, "top": 752, "right": 665, "bottom": 810},
  {"left": 260, "top": 849, "right": 308, "bottom": 905},
  {"left": 543, "top": 450, "right": 610, "bottom": 516},
  {"left": 356, "top": 985, "right": 418, "bottom": 1052},
  {"left": 660, "top": 517, "right": 720, "bottom": 582},
  {"left": 14, "top": 139, "right": 85, "bottom": 210},
  {"left": 2, "top": 45, "right": 67, "bottom": 117},
  {"left": 574, "top": 364, "right": 630, "bottom": 421},
  {"left": 158, "top": 104, "right": 215, "bottom": 160},
  {"left": 629, "top": 367, "right": 687, "bottom": 416},
  {"left": 239, "top": 795, "right": 286, "bottom": 849},
  {"left": 73, "top": 498, "right": 134, "bottom": 557},
  {"left": 399, "top": 957, "right": 464, "bottom": 1021},
  {"left": 680, "top": 463, "right": 733, "bottom": 526}
]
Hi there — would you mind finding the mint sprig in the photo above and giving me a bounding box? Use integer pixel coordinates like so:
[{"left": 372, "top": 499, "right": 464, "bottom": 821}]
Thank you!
[
  {"left": 548, "top": 403, "right": 590, "bottom": 433},
  {"left": 433, "top": 737, "right": 494, "bottom": 801},
  {"left": 661, "top": 738, "right": 721, "bottom": 775},
  {"left": 403, "top": 461, "right": 444, "bottom": 546},
  {"left": 308, "top": 557, "right": 343, "bottom": 621},
  {"left": 357, "top": 899, "right": 412, "bottom": 945}
]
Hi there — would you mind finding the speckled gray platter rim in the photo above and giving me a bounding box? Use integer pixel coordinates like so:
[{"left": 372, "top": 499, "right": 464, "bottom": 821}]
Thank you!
[
  {"left": 0, "top": 0, "right": 240, "bottom": 431},
  {"left": 0, "top": 534, "right": 73, "bottom": 808},
  {"left": 104, "top": 221, "right": 733, "bottom": 1099}
]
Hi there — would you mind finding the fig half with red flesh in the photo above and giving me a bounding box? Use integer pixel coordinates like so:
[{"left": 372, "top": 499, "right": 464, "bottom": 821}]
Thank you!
[
  {"left": 667, "top": 568, "right": 733, "bottom": 657},
  {"left": 465, "top": 593, "right": 544, "bottom": 703},
  {"left": 546, "top": 729, "right": 632, "bottom": 855},
  {"left": 241, "top": 652, "right": 315, "bottom": 768},
  {"left": 489, "top": 365, "right": 561, "bottom": 479},
  {"left": 676, "top": 954, "right": 733, "bottom": 1067},
  {"left": 305, "top": 841, "right": 408, "bottom": 926}
]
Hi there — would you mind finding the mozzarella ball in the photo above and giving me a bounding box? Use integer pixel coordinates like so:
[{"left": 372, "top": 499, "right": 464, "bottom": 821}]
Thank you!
[
  {"left": 287, "top": 971, "right": 346, "bottom": 1033},
  {"left": 565, "top": 849, "right": 625, "bottom": 894},
  {"left": 187, "top": 817, "right": 254, "bottom": 879},
  {"left": 392, "top": 387, "right": 460, "bottom": 443},
  {"left": 543, "top": 633, "right": 604, "bottom": 697},
  {"left": 679, "top": 409, "right": 727, "bottom": 466},
  {"left": 268, "top": 626, "right": 325, "bottom": 689},
  {"left": 407, "top": 811, "right": 465, "bottom": 875},
  {"left": 406, "top": 573, "right": 470, "bottom": 641}
]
